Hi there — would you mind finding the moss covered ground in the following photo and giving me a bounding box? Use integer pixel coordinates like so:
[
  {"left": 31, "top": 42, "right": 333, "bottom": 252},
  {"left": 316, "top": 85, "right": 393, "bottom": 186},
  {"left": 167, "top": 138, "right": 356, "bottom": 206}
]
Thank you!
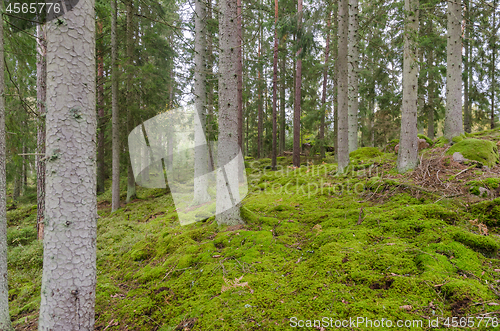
[{"left": 6, "top": 129, "right": 500, "bottom": 330}]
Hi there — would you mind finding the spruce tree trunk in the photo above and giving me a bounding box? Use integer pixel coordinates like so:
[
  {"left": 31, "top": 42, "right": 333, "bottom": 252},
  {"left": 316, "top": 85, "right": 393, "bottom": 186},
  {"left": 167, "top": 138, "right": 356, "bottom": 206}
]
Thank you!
[
  {"left": 444, "top": 0, "right": 463, "bottom": 141},
  {"left": 217, "top": 0, "right": 243, "bottom": 226},
  {"left": 337, "top": 0, "right": 349, "bottom": 172},
  {"left": 38, "top": 0, "right": 97, "bottom": 327},
  {"left": 491, "top": 0, "right": 497, "bottom": 129},
  {"left": 237, "top": 0, "right": 243, "bottom": 155},
  {"left": 206, "top": 0, "right": 215, "bottom": 171},
  {"left": 257, "top": 30, "right": 262, "bottom": 159},
  {"left": 428, "top": 47, "right": 436, "bottom": 140},
  {"left": 279, "top": 41, "right": 286, "bottom": 155},
  {"left": 193, "top": 0, "right": 211, "bottom": 205},
  {"left": 463, "top": 0, "right": 471, "bottom": 133},
  {"left": 272, "top": 0, "right": 278, "bottom": 169},
  {"left": 111, "top": 0, "right": 120, "bottom": 211},
  {"left": 347, "top": 0, "right": 359, "bottom": 153},
  {"left": 97, "top": 21, "right": 105, "bottom": 194},
  {"left": 36, "top": 24, "right": 47, "bottom": 240},
  {"left": 320, "top": 12, "right": 331, "bottom": 159},
  {"left": 0, "top": 9, "right": 13, "bottom": 330},
  {"left": 126, "top": 0, "right": 137, "bottom": 202},
  {"left": 293, "top": 0, "right": 303, "bottom": 168},
  {"left": 397, "top": 0, "right": 419, "bottom": 173},
  {"left": 333, "top": 1, "right": 338, "bottom": 161}
]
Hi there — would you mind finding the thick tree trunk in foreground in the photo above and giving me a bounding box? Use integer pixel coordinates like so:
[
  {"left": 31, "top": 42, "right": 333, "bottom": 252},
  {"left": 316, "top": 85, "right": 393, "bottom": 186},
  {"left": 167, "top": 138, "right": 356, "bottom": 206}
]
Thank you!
[
  {"left": 237, "top": 0, "right": 243, "bottom": 155},
  {"left": 0, "top": 11, "right": 13, "bottom": 331},
  {"left": 348, "top": 0, "right": 358, "bottom": 153},
  {"left": 36, "top": 24, "right": 47, "bottom": 240},
  {"left": 444, "top": 0, "right": 463, "bottom": 141},
  {"left": 193, "top": 0, "right": 210, "bottom": 205},
  {"left": 111, "top": 0, "right": 120, "bottom": 211},
  {"left": 397, "top": 0, "right": 419, "bottom": 173},
  {"left": 272, "top": 0, "right": 278, "bottom": 169},
  {"left": 337, "top": 0, "right": 349, "bottom": 172},
  {"left": 463, "top": 0, "right": 471, "bottom": 133},
  {"left": 38, "top": 0, "right": 97, "bottom": 328},
  {"left": 293, "top": 0, "right": 303, "bottom": 168},
  {"left": 491, "top": 0, "right": 497, "bottom": 129},
  {"left": 217, "top": 0, "right": 243, "bottom": 226},
  {"left": 320, "top": 12, "right": 331, "bottom": 159}
]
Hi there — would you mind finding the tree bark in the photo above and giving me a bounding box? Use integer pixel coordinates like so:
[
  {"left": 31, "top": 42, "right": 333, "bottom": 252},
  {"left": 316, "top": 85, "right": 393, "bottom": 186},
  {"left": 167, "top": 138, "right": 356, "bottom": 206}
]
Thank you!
[
  {"left": 126, "top": 0, "right": 137, "bottom": 203},
  {"left": 333, "top": 1, "right": 338, "bottom": 161},
  {"left": 0, "top": 8, "right": 13, "bottom": 330},
  {"left": 217, "top": 0, "right": 243, "bottom": 226},
  {"left": 444, "top": 0, "right": 464, "bottom": 141},
  {"left": 293, "top": 0, "right": 303, "bottom": 168},
  {"left": 38, "top": 0, "right": 97, "bottom": 327},
  {"left": 257, "top": 14, "right": 263, "bottom": 159},
  {"left": 491, "top": 0, "right": 497, "bottom": 129},
  {"left": 193, "top": 0, "right": 211, "bottom": 205},
  {"left": 272, "top": 0, "right": 279, "bottom": 169},
  {"left": 237, "top": 0, "right": 243, "bottom": 155},
  {"left": 36, "top": 24, "right": 47, "bottom": 239},
  {"left": 279, "top": 39, "right": 286, "bottom": 155},
  {"left": 97, "top": 21, "right": 105, "bottom": 194},
  {"left": 348, "top": 0, "right": 359, "bottom": 153},
  {"left": 397, "top": 0, "right": 419, "bottom": 173},
  {"left": 463, "top": 0, "right": 471, "bottom": 133},
  {"left": 337, "top": 0, "right": 349, "bottom": 172},
  {"left": 111, "top": 0, "right": 120, "bottom": 211},
  {"left": 428, "top": 46, "right": 436, "bottom": 140},
  {"left": 320, "top": 11, "right": 331, "bottom": 159}
]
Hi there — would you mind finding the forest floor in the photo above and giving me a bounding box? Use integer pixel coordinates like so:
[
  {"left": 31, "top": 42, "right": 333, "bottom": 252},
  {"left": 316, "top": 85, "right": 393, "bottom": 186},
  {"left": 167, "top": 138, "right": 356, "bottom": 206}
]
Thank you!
[{"left": 6, "top": 128, "right": 500, "bottom": 331}]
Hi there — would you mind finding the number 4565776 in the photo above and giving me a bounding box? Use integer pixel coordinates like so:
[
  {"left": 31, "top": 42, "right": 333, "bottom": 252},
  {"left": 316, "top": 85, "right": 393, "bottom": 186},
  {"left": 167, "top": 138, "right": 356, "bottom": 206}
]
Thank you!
[{"left": 6, "top": 2, "right": 61, "bottom": 14}]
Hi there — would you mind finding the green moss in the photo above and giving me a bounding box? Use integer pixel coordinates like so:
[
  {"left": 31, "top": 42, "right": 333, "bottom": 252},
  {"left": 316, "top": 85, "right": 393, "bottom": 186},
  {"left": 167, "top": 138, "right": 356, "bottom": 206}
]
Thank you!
[
  {"left": 451, "top": 133, "right": 467, "bottom": 144},
  {"left": 434, "top": 136, "right": 449, "bottom": 147},
  {"left": 452, "top": 229, "right": 500, "bottom": 255},
  {"left": 350, "top": 147, "right": 383, "bottom": 160},
  {"left": 445, "top": 138, "right": 499, "bottom": 167},
  {"left": 469, "top": 198, "right": 500, "bottom": 227},
  {"left": 418, "top": 134, "right": 433, "bottom": 146}
]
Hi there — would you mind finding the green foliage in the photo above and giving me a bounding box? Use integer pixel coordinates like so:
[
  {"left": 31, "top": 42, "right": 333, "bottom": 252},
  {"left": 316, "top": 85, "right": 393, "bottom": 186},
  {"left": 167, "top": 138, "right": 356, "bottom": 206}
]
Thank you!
[
  {"left": 445, "top": 138, "right": 499, "bottom": 167},
  {"left": 349, "top": 147, "right": 383, "bottom": 159}
]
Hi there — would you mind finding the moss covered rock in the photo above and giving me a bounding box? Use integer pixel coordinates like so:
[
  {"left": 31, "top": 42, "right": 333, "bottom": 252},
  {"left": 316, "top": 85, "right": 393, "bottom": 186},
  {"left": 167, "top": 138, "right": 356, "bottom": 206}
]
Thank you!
[
  {"left": 445, "top": 138, "right": 499, "bottom": 167},
  {"left": 417, "top": 134, "right": 433, "bottom": 146},
  {"left": 350, "top": 147, "right": 383, "bottom": 160}
]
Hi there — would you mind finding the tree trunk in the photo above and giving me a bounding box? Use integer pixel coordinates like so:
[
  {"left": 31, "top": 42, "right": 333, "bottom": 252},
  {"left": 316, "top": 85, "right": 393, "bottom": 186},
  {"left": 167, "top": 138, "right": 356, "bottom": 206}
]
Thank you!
[
  {"left": 36, "top": 24, "right": 47, "bottom": 239},
  {"left": 237, "top": 0, "right": 243, "bottom": 155},
  {"left": 272, "top": 0, "right": 279, "bottom": 169},
  {"left": 428, "top": 46, "right": 436, "bottom": 140},
  {"left": 320, "top": 11, "right": 331, "bottom": 159},
  {"left": 293, "top": 0, "right": 303, "bottom": 168},
  {"left": 463, "top": 0, "right": 471, "bottom": 133},
  {"left": 333, "top": 1, "right": 338, "bottom": 161},
  {"left": 444, "top": 0, "right": 463, "bottom": 141},
  {"left": 38, "top": 0, "right": 97, "bottom": 327},
  {"left": 217, "top": 0, "right": 243, "bottom": 226},
  {"left": 111, "top": 0, "right": 120, "bottom": 211},
  {"left": 337, "top": 0, "right": 349, "bottom": 172},
  {"left": 126, "top": 0, "right": 137, "bottom": 203},
  {"left": 97, "top": 21, "right": 105, "bottom": 194},
  {"left": 279, "top": 40, "right": 286, "bottom": 155},
  {"left": 491, "top": 0, "right": 497, "bottom": 129},
  {"left": 206, "top": 0, "right": 215, "bottom": 171},
  {"left": 0, "top": 9, "right": 13, "bottom": 330},
  {"left": 397, "top": 0, "right": 419, "bottom": 173},
  {"left": 193, "top": 0, "right": 211, "bottom": 205},
  {"left": 257, "top": 18, "right": 263, "bottom": 159},
  {"left": 347, "top": 0, "right": 358, "bottom": 153}
]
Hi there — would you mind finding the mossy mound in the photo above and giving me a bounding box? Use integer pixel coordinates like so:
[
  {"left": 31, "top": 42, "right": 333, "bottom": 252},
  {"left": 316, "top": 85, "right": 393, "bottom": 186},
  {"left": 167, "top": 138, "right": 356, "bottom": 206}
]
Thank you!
[
  {"left": 349, "top": 147, "right": 383, "bottom": 160},
  {"left": 445, "top": 138, "right": 499, "bottom": 167},
  {"left": 467, "top": 178, "right": 500, "bottom": 197},
  {"left": 451, "top": 134, "right": 467, "bottom": 144},
  {"left": 433, "top": 136, "right": 449, "bottom": 147},
  {"left": 469, "top": 198, "right": 500, "bottom": 227},
  {"left": 417, "top": 134, "right": 433, "bottom": 146}
]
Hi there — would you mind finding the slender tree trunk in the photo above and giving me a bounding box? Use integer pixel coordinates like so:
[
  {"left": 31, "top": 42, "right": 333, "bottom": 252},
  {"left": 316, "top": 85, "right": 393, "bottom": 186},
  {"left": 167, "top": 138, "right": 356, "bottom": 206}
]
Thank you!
[
  {"left": 38, "top": 0, "right": 97, "bottom": 327},
  {"left": 397, "top": 0, "right": 419, "bottom": 173},
  {"left": 272, "top": 0, "right": 279, "bottom": 169},
  {"left": 237, "top": 0, "right": 243, "bottom": 154},
  {"left": 428, "top": 47, "right": 436, "bottom": 140},
  {"left": 97, "top": 22, "right": 105, "bottom": 194},
  {"left": 111, "top": 0, "right": 120, "bottom": 211},
  {"left": 0, "top": 9, "right": 13, "bottom": 330},
  {"left": 126, "top": 0, "right": 137, "bottom": 202},
  {"left": 320, "top": 11, "right": 331, "bottom": 159},
  {"left": 337, "top": 0, "right": 349, "bottom": 172},
  {"left": 293, "top": 0, "right": 303, "bottom": 168},
  {"left": 463, "top": 0, "right": 471, "bottom": 133},
  {"left": 206, "top": 0, "right": 215, "bottom": 171},
  {"left": 36, "top": 24, "right": 47, "bottom": 239},
  {"left": 444, "top": 0, "right": 464, "bottom": 141},
  {"left": 257, "top": 16, "right": 263, "bottom": 159},
  {"left": 217, "top": 0, "right": 243, "bottom": 225},
  {"left": 279, "top": 40, "right": 286, "bottom": 155},
  {"left": 193, "top": 0, "right": 211, "bottom": 205},
  {"left": 347, "top": 0, "right": 359, "bottom": 153}
]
